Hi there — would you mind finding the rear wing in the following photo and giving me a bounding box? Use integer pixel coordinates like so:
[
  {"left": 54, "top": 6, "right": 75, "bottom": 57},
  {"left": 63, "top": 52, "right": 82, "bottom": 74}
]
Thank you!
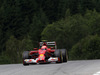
[{"left": 39, "top": 42, "right": 57, "bottom": 49}]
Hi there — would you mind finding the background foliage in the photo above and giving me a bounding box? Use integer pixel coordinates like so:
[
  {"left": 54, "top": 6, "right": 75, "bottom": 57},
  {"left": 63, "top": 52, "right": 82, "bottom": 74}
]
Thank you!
[
  {"left": 69, "top": 35, "right": 100, "bottom": 60},
  {"left": 0, "top": 0, "right": 100, "bottom": 64}
]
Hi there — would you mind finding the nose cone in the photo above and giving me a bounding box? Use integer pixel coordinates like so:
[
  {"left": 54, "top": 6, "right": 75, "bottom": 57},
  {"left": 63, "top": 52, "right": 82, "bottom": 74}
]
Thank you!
[
  {"left": 38, "top": 54, "right": 45, "bottom": 60},
  {"left": 37, "top": 54, "right": 46, "bottom": 63}
]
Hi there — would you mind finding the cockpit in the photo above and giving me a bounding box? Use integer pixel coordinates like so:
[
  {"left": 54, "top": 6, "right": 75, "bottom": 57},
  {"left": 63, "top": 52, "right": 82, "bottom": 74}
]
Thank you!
[{"left": 41, "top": 48, "right": 46, "bottom": 50}]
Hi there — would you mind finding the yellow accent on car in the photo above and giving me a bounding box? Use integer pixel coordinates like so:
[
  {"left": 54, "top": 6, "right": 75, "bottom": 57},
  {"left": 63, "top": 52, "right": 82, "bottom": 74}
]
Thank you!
[
  {"left": 25, "top": 59, "right": 28, "bottom": 61},
  {"left": 40, "top": 54, "right": 44, "bottom": 56}
]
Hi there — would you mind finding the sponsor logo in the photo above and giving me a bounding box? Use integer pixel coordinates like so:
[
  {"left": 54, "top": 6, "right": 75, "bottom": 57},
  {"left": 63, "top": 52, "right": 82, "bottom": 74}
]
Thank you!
[
  {"left": 25, "top": 59, "right": 28, "bottom": 61},
  {"left": 40, "top": 54, "right": 44, "bottom": 56}
]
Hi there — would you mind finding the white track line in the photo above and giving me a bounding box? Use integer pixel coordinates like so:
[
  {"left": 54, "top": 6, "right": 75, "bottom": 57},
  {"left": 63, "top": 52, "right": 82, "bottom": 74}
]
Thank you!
[{"left": 93, "top": 71, "right": 100, "bottom": 75}]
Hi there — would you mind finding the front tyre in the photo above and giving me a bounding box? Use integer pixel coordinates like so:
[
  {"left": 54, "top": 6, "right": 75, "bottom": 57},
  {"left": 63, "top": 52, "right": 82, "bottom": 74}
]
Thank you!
[
  {"left": 60, "top": 49, "right": 68, "bottom": 62},
  {"left": 54, "top": 49, "right": 63, "bottom": 63},
  {"left": 22, "top": 51, "right": 29, "bottom": 66}
]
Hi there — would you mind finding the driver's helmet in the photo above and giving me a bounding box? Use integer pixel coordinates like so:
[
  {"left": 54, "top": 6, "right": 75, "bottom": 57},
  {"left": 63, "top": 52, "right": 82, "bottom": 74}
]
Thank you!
[{"left": 41, "top": 46, "right": 47, "bottom": 50}]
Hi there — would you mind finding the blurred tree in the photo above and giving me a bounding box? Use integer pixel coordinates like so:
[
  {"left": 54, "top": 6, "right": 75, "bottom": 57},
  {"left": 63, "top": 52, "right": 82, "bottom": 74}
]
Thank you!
[
  {"left": 5, "top": 35, "right": 33, "bottom": 63},
  {"left": 29, "top": 8, "right": 48, "bottom": 47},
  {"left": 84, "top": 9, "right": 100, "bottom": 36},
  {"left": 70, "top": 35, "right": 100, "bottom": 60},
  {"left": 41, "top": 9, "right": 90, "bottom": 50}
]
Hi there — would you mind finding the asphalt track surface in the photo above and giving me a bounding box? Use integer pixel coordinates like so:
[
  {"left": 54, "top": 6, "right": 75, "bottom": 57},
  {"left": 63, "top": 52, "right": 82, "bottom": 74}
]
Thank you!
[{"left": 0, "top": 60, "right": 100, "bottom": 75}]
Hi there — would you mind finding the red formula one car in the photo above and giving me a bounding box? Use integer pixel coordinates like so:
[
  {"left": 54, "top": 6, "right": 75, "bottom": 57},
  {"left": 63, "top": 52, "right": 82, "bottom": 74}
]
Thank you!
[{"left": 22, "top": 41, "right": 68, "bottom": 66}]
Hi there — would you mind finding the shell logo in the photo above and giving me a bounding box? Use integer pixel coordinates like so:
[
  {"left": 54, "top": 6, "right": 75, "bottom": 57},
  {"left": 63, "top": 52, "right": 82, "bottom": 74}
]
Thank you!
[
  {"left": 25, "top": 59, "right": 28, "bottom": 61},
  {"left": 40, "top": 54, "right": 44, "bottom": 56}
]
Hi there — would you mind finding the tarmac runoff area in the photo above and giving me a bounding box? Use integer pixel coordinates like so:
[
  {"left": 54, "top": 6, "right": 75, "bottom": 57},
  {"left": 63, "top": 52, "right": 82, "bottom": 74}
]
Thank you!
[{"left": 0, "top": 60, "right": 100, "bottom": 75}]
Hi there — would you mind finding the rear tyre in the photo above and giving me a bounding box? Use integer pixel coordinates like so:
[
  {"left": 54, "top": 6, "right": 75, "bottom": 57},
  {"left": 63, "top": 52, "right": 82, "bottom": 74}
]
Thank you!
[
  {"left": 60, "top": 49, "right": 68, "bottom": 62},
  {"left": 22, "top": 51, "right": 29, "bottom": 66},
  {"left": 54, "top": 49, "right": 63, "bottom": 63}
]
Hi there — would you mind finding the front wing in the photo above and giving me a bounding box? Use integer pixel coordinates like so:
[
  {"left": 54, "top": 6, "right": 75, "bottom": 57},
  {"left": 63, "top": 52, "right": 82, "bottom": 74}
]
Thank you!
[{"left": 24, "top": 57, "right": 58, "bottom": 64}]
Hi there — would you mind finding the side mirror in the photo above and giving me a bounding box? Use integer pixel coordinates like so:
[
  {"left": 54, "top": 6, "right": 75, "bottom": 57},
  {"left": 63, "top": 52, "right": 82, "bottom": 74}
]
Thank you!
[
  {"left": 50, "top": 47, "right": 54, "bottom": 49},
  {"left": 34, "top": 48, "right": 38, "bottom": 50}
]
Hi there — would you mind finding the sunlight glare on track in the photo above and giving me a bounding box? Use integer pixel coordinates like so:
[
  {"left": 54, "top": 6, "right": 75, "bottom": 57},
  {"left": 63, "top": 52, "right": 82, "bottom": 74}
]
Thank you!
[{"left": 93, "top": 71, "right": 100, "bottom": 75}]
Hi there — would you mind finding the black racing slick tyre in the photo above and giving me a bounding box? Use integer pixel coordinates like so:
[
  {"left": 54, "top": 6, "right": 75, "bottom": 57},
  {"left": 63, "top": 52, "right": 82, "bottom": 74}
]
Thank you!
[
  {"left": 22, "top": 51, "right": 29, "bottom": 66},
  {"left": 54, "top": 49, "right": 63, "bottom": 63},
  {"left": 60, "top": 49, "right": 68, "bottom": 62}
]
